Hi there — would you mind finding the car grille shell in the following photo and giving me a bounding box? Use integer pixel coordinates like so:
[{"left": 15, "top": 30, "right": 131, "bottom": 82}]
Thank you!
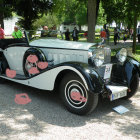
[{"left": 103, "top": 47, "right": 111, "bottom": 64}]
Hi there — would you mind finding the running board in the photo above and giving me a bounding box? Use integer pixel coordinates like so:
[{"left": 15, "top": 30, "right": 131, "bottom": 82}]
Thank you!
[
  {"left": 1, "top": 74, "right": 27, "bottom": 80},
  {"left": 106, "top": 85, "right": 128, "bottom": 101}
]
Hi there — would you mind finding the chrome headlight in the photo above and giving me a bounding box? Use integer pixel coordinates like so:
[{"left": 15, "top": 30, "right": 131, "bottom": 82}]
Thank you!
[
  {"left": 91, "top": 49, "right": 105, "bottom": 67},
  {"left": 116, "top": 48, "right": 127, "bottom": 63},
  {"left": 88, "top": 49, "right": 93, "bottom": 58}
]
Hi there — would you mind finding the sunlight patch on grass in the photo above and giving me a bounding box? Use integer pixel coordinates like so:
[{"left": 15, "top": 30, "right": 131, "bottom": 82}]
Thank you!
[{"left": 133, "top": 54, "right": 140, "bottom": 62}]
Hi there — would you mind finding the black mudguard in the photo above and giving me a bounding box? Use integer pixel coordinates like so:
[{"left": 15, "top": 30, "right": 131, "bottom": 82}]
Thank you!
[
  {"left": 59, "top": 62, "right": 104, "bottom": 94},
  {"left": 124, "top": 57, "right": 140, "bottom": 88}
]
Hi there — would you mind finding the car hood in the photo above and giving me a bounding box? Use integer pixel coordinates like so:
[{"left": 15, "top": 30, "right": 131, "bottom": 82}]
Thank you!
[{"left": 29, "top": 39, "right": 96, "bottom": 50}]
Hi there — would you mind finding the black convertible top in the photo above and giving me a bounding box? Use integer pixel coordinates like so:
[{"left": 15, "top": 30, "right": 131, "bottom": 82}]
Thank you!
[{"left": 0, "top": 38, "right": 27, "bottom": 49}]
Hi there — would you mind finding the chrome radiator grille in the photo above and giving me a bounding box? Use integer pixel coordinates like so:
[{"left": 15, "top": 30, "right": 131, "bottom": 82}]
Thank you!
[{"left": 103, "top": 47, "right": 111, "bottom": 64}]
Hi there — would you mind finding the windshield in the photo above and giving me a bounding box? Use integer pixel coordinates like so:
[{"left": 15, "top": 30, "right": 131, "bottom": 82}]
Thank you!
[{"left": 24, "top": 29, "right": 59, "bottom": 44}]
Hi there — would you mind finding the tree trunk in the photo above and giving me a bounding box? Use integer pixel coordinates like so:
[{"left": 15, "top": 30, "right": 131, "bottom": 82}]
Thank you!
[
  {"left": 132, "top": 11, "right": 137, "bottom": 54},
  {"left": 0, "top": 1, "right": 4, "bottom": 29},
  {"left": 87, "top": 0, "right": 97, "bottom": 43},
  {"left": 78, "top": 24, "right": 81, "bottom": 32},
  {"left": 96, "top": 0, "right": 100, "bottom": 23},
  {"left": 0, "top": 14, "right": 4, "bottom": 29}
]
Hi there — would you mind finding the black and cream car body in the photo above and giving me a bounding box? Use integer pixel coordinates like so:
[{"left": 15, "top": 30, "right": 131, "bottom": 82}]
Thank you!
[{"left": 0, "top": 32, "right": 139, "bottom": 115}]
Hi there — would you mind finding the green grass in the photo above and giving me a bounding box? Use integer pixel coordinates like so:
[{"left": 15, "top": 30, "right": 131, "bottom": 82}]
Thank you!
[
  {"left": 133, "top": 54, "right": 140, "bottom": 62},
  {"left": 78, "top": 35, "right": 115, "bottom": 43},
  {"left": 111, "top": 45, "right": 140, "bottom": 62},
  {"left": 133, "top": 45, "right": 140, "bottom": 62},
  {"left": 136, "top": 45, "right": 140, "bottom": 54}
]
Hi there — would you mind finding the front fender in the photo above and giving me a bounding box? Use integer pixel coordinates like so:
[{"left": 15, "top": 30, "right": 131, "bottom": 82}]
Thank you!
[
  {"left": 8, "top": 61, "right": 104, "bottom": 92},
  {"left": 56, "top": 62, "right": 104, "bottom": 94},
  {"left": 127, "top": 56, "right": 140, "bottom": 76},
  {"left": 124, "top": 57, "right": 140, "bottom": 88}
]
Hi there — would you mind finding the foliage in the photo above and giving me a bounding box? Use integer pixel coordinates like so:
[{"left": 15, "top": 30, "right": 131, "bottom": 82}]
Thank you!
[
  {"left": 101, "top": 0, "right": 140, "bottom": 26},
  {"left": 101, "top": 0, "right": 125, "bottom": 24},
  {"left": 126, "top": 0, "right": 140, "bottom": 53},
  {"left": 96, "top": 2, "right": 106, "bottom": 25},
  {"left": 75, "top": 3, "right": 87, "bottom": 26},
  {"left": 101, "top": 0, "right": 140, "bottom": 53},
  {"left": 33, "top": 13, "right": 60, "bottom": 30},
  {"left": 12, "top": 0, "right": 53, "bottom": 30},
  {"left": 0, "top": 0, "right": 13, "bottom": 17},
  {"left": 133, "top": 45, "right": 140, "bottom": 61},
  {"left": 133, "top": 54, "right": 140, "bottom": 62},
  {"left": 0, "top": 0, "right": 13, "bottom": 28},
  {"left": 52, "top": 0, "right": 87, "bottom": 26}
]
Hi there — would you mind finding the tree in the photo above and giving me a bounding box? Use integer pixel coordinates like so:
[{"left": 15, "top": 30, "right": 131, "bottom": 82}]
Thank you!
[
  {"left": 0, "top": 0, "right": 13, "bottom": 28},
  {"left": 33, "top": 14, "right": 60, "bottom": 29},
  {"left": 96, "top": 2, "right": 106, "bottom": 25},
  {"left": 102, "top": 0, "right": 126, "bottom": 24},
  {"left": 53, "top": 0, "right": 87, "bottom": 28},
  {"left": 13, "top": 0, "right": 53, "bottom": 30},
  {"left": 75, "top": 2, "right": 87, "bottom": 30},
  {"left": 130, "top": 0, "right": 140, "bottom": 53},
  {"left": 125, "top": 0, "right": 140, "bottom": 53},
  {"left": 101, "top": 0, "right": 140, "bottom": 53},
  {"left": 52, "top": 0, "right": 100, "bottom": 42}
]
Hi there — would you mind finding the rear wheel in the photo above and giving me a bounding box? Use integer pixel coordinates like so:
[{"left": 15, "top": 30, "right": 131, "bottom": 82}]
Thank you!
[{"left": 60, "top": 73, "right": 98, "bottom": 115}]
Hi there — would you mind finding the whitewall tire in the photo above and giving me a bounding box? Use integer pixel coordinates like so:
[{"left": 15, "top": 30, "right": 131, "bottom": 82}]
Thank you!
[{"left": 60, "top": 72, "right": 98, "bottom": 115}]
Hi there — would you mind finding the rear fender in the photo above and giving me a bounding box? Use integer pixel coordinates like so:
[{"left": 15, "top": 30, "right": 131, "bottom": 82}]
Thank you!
[{"left": 23, "top": 47, "right": 47, "bottom": 62}]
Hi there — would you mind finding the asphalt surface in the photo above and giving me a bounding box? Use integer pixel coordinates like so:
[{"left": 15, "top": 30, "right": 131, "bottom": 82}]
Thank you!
[
  {"left": 107, "top": 39, "right": 139, "bottom": 49},
  {"left": 0, "top": 79, "right": 140, "bottom": 140}
]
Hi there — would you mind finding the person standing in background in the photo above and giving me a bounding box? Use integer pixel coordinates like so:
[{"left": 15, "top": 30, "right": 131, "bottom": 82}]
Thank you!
[
  {"left": 137, "top": 25, "right": 140, "bottom": 43},
  {"left": 60, "top": 31, "right": 64, "bottom": 40},
  {"left": 105, "top": 27, "right": 110, "bottom": 44},
  {"left": 49, "top": 25, "right": 57, "bottom": 37},
  {"left": 0, "top": 24, "right": 5, "bottom": 39},
  {"left": 65, "top": 29, "right": 70, "bottom": 41},
  {"left": 41, "top": 26, "right": 49, "bottom": 37},
  {"left": 114, "top": 28, "right": 118, "bottom": 45},
  {"left": 12, "top": 26, "right": 23, "bottom": 39},
  {"left": 84, "top": 31, "right": 88, "bottom": 39},
  {"left": 72, "top": 27, "right": 79, "bottom": 41},
  {"left": 117, "top": 28, "right": 120, "bottom": 43},
  {"left": 130, "top": 28, "right": 133, "bottom": 40},
  {"left": 100, "top": 28, "right": 106, "bottom": 44}
]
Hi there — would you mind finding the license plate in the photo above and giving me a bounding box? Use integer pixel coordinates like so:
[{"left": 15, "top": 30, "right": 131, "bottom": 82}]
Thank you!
[
  {"left": 110, "top": 90, "right": 127, "bottom": 101},
  {"left": 104, "top": 64, "right": 112, "bottom": 79}
]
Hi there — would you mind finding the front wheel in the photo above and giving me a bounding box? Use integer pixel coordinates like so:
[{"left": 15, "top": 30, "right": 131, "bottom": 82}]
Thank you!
[
  {"left": 60, "top": 73, "right": 98, "bottom": 115},
  {"left": 124, "top": 73, "right": 139, "bottom": 99}
]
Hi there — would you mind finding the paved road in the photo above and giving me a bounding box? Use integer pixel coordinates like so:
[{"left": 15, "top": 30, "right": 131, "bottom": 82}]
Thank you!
[
  {"left": 0, "top": 79, "right": 140, "bottom": 140},
  {"left": 107, "top": 39, "right": 140, "bottom": 48}
]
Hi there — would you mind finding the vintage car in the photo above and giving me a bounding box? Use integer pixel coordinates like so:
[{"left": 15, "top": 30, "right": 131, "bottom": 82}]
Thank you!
[{"left": 0, "top": 31, "right": 139, "bottom": 115}]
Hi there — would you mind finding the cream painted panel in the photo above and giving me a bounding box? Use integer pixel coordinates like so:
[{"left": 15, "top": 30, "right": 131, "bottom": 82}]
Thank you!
[
  {"left": 41, "top": 48, "right": 88, "bottom": 65},
  {"left": 3, "top": 47, "right": 29, "bottom": 75},
  {"left": 30, "top": 39, "right": 96, "bottom": 50},
  {"left": 0, "top": 66, "right": 89, "bottom": 91}
]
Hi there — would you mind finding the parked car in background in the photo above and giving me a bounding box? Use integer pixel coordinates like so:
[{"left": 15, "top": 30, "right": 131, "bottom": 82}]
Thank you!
[{"left": 0, "top": 31, "right": 139, "bottom": 115}]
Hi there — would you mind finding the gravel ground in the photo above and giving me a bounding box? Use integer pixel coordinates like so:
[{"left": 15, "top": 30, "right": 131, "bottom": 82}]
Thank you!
[{"left": 0, "top": 80, "right": 140, "bottom": 140}]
